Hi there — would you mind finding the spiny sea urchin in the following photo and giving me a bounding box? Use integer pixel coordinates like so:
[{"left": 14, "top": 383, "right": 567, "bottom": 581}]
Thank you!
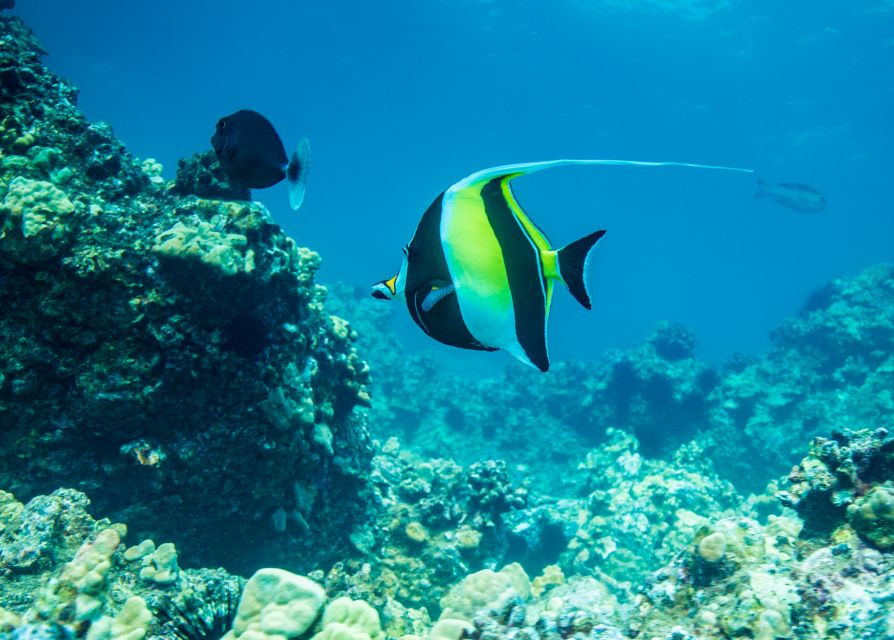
[{"left": 154, "top": 588, "right": 239, "bottom": 640}]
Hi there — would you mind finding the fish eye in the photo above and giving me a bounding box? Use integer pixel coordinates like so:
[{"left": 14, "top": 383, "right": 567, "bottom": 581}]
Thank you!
[{"left": 217, "top": 119, "right": 226, "bottom": 130}]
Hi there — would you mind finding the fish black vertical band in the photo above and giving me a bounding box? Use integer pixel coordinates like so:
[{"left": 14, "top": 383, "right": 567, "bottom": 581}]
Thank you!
[
  {"left": 480, "top": 178, "right": 550, "bottom": 371},
  {"left": 405, "top": 194, "right": 489, "bottom": 350}
]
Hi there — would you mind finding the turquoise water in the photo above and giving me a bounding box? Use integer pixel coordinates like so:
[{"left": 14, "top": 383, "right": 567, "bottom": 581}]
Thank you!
[
  {"left": 18, "top": 0, "right": 894, "bottom": 368},
  {"left": 3, "top": 5, "right": 894, "bottom": 637}
]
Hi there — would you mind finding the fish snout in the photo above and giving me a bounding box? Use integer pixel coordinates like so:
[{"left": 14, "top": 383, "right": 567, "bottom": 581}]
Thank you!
[
  {"left": 210, "top": 131, "right": 228, "bottom": 154},
  {"left": 371, "top": 278, "right": 397, "bottom": 300}
]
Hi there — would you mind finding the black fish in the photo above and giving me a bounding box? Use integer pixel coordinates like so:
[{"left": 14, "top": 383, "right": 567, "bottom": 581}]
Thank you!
[
  {"left": 755, "top": 179, "right": 825, "bottom": 213},
  {"left": 210, "top": 109, "right": 310, "bottom": 210}
]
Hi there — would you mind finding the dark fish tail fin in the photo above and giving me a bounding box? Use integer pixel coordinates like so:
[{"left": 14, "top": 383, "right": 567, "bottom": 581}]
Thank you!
[
  {"left": 557, "top": 230, "right": 606, "bottom": 310},
  {"left": 287, "top": 138, "right": 311, "bottom": 210},
  {"left": 755, "top": 178, "right": 771, "bottom": 199}
]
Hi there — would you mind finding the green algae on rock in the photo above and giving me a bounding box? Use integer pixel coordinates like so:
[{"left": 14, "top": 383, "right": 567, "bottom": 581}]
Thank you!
[{"left": 0, "top": 15, "right": 371, "bottom": 575}]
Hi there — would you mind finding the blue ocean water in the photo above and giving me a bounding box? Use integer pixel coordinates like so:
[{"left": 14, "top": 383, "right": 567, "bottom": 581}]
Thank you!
[{"left": 17, "top": 0, "right": 894, "bottom": 369}]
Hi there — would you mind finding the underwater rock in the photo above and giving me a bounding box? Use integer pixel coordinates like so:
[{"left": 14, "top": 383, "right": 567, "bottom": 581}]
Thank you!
[
  {"left": 330, "top": 287, "right": 722, "bottom": 489},
  {"left": 449, "top": 574, "right": 624, "bottom": 640},
  {"left": 708, "top": 264, "right": 894, "bottom": 490},
  {"left": 0, "top": 15, "right": 371, "bottom": 574},
  {"left": 317, "top": 439, "right": 531, "bottom": 614},
  {"left": 4, "top": 430, "right": 894, "bottom": 640},
  {"left": 630, "top": 510, "right": 894, "bottom": 640},
  {"left": 780, "top": 427, "right": 894, "bottom": 540},
  {"left": 0, "top": 487, "right": 243, "bottom": 640},
  {"left": 561, "top": 429, "right": 740, "bottom": 588},
  {"left": 172, "top": 150, "right": 251, "bottom": 202},
  {"left": 0, "top": 489, "right": 94, "bottom": 575},
  {"left": 301, "top": 439, "right": 563, "bottom": 635}
]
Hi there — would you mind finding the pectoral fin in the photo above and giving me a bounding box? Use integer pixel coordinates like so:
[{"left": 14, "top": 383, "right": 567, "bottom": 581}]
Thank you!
[{"left": 422, "top": 284, "right": 455, "bottom": 312}]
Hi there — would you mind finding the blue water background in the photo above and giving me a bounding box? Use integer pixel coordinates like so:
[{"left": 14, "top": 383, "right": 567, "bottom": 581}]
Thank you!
[{"left": 16, "top": 0, "right": 894, "bottom": 370}]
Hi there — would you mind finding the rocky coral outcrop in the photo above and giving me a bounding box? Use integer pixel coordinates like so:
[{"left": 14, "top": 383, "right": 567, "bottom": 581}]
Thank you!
[
  {"left": 316, "top": 439, "right": 529, "bottom": 615},
  {"left": 0, "top": 15, "right": 371, "bottom": 574},
  {"left": 707, "top": 264, "right": 894, "bottom": 490},
  {"left": 558, "top": 429, "right": 741, "bottom": 589},
  {"left": 781, "top": 428, "right": 894, "bottom": 543},
  {"left": 5, "top": 427, "right": 894, "bottom": 640},
  {"left": 331, "top": 263, "right": 894, "bottom": 497},
  {"left": 0, "top": 487, "right": 242, "bottom": 640},
  {"left": 171, "top": 149, "right": 251, "bottom": 202}
]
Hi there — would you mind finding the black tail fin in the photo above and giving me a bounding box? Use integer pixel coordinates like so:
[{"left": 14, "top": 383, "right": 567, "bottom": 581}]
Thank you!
[{"left": 557, "top": 230, "right": 606, "bottom": 310}]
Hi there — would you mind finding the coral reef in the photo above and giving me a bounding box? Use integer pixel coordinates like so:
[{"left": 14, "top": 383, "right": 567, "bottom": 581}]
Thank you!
[
  {"left": 315, "top": 439, "right": 529, "bottom": 614},
  {"left": 222, "top": 568, "right": 325, "bottom": 640},
  {"left": 780, "top": 428, "right": 894, "bottom": 543},
  {"left": 330, "top": 286, "right": 731, "bottom": 490},
  {"left": 331, "top": 263, "right": 894, "bottom": 496},
  {"left": 558, "top": 429, "right": 741, "bottom": 589},
  {"left": 707, "top": 264, "right": 894, "bottom": 490},
  {"left": 0, "top": 15, "right": 371, "bottom": 574},
  {"left": 171, "top": 150, "right": 251, "bottom": 202},
  {"left": 0, "top": 487, "right": 242, "bottom": 640}
]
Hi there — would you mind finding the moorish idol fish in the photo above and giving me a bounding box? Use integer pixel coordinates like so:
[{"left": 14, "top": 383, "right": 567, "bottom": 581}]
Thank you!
[
  {"left": 211, "top": 109, "right": 311, "bottom": 210},
  {"left": 755, "top": 179, "right": 826, "bottom": 213},
  {"left": 373, "top": 159, "right": 753, "bottom": 372}
]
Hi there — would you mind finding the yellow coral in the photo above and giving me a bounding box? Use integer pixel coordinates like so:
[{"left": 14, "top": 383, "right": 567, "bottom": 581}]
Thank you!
[
  {"left": 439, "top": 564, "right": 530, "bottom": 622},
  {"left": 311, "top": 597, "right": 384, "bottom": 640},
  {"left": 847, "top": 484, "right": 894, "bottom": 549},
  {"left": 153, "top": 220, "right": 249, "bottom": 277},
  {"left": 223, "top": 568, "right": 326, "bottom": 640},
  {"left": 138, "top": 541, "right": 179, "bottom": 585},
  {"left": 0, "top": 177, "right": 74, "bottom": 239},
  {"left": 531, "top": 564, "right": 564, "bottom": 598},
  {"left": 404, "top": 522, "right": 428, "bottom": 544},
  {"left": 58, "top": 528, "right": 121, "bottom": 622},
  {"left": 86, "top": 596, "right": 153, "bottom": 640}
]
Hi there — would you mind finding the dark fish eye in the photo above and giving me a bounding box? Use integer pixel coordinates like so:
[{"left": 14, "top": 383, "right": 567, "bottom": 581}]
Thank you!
[{"left": 218, "top": 119, "right": 226, "bottom": 130}]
